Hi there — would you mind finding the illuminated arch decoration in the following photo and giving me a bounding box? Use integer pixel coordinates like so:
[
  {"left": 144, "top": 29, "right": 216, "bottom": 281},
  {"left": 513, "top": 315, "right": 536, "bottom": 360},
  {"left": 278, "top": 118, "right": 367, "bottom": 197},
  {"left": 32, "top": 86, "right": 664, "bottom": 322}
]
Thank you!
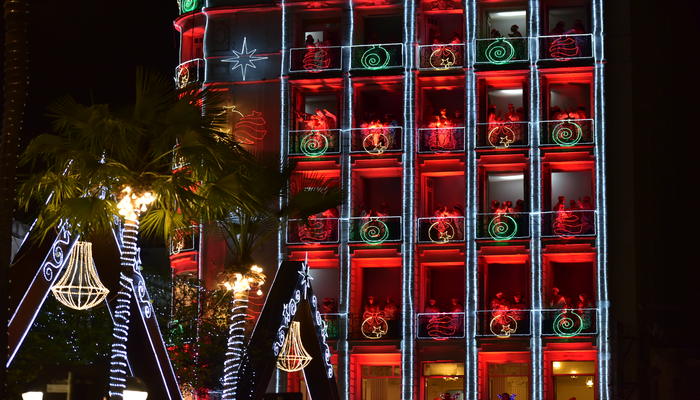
[
  {"left": 179, "top": 0, "right": 201, "bottom": 14},
  {"left": 549, "top": 36, "right": 581, "bottom": 61},
  {"left": 234, "top": 261, "right": 341, "bottom": 400},
  {"left": 360, "top": 45, "right": 391, "bottom": 70},
  {"left": 361, "top": 314, "right": 389, "bottom": 339},
  {"left": 485, "top": 38, "right": 516, "bottom": 65},
  {"left": 553, "top": 309, "right": 584, "bottom": 337},
  {"left": 490, "top": 314, "right": 518, "bottom": 338},
  {"left": 300, "top": 131, "right": 330, "bottom": 157},
  {"left": 362, "top": 127, "right": 391, "bottom": 155},
  {"left": 303, "top": 46, "right": 331, "bottom": 71},
  {"left": 429, "top": 47, "right": 457, "bottom": 70},
  {"left": 276, "top": 321, "right": 313, "bottom": 372},
  {"left": 487, "top": 124, "right": 516, "bottom": 148},
  {"left": 487, "top": 214, "right": 518, "bottom": 241},
  {"left": 222, "top": 37, "right": 269, "bottom": 81},
  {"left": 50, "top": 241, "right": 109, "bottom": 311},
  {"left": 359, "top": 218, "right": 390, "bottom": 245},
  {"left": 429, "top": 219, "right": 456, "bottom": 243},
  {"left": 551, "top": 121, "right": 583, "bottom": 147}
]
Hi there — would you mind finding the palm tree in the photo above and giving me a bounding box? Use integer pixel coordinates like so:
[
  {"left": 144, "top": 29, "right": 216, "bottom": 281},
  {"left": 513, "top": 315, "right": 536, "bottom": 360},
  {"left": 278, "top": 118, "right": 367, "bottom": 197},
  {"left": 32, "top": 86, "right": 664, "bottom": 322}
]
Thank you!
[
  {"left": 18, "top": 69, "right": 258, "bottom": 399},
  {"left": 217, "top": 159, "right": 341, "bottom": 399}
]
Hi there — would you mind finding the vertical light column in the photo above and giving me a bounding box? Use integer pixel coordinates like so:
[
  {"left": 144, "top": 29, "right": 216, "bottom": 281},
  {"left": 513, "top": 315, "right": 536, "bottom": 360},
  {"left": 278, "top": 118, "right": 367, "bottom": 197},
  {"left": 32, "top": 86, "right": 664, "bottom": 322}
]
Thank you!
[
  {"left": 464, "top": 1, "right": 478, "bottom": 400},
  {"left": 339, "top": 2, "right": 354, "bottom": 399},
  {"left": 592, "top": 0, "right": 609, "bottom": 399},
  {"left": 527, "top": 2, "right": 543, "bottom": 400},
  {"left": 401, "top": 0, "right": 416, "bottom": 399}
]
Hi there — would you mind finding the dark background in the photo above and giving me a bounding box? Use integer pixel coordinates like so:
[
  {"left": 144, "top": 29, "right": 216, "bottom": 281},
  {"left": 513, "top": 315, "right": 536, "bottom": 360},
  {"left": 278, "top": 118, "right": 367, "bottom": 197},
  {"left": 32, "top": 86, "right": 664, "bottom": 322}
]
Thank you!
[{"left": 8, "top": 0, "right": 700, "bottom": 399}]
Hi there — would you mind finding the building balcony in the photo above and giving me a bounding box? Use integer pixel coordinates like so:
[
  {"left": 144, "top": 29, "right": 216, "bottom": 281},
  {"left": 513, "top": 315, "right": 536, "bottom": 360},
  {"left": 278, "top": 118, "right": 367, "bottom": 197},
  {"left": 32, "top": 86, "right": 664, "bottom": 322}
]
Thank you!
[
  {"left": 417, "top": 127, "right": 466, "bottom": 153},
  {"left": 539, "top": 34, "right": 593, "bottom": 62},
  {"left": 288, "top": 129, "right": 342, "bottom": 157},
  {"left": 416, "top": 312, "right": 465, "bottom": 340},
  {"left": 416, "top": 216, "right": 466, "bottom": 244},
  {"left": 350, "top": 312, "right": 401, "bottom": 340},
  {"left": 476, "top": 212, "right": 530, "bottom": 241},
  {"left": 540, "top": 119, "right": 594, "bottom": 148},
  {"left": 289, "top": 45, "right": 343, "bottom": 73},
  {"left": 477, "top": 309, "right": 530, "bottom": 338},
  {"left": 475, "top": 121, "right": 529, "bottom": 150},
  {"left": 169, "top": 226, "right": 200, "bottom": 256},
  {"left": 349, "top": 126, "right": 404, "bottom": 155},
  {"left": 348, "top": 216, "right": 402, "bottom": 245},
  {"left": 287, "top": 217, "right": 340, "bottom": 244},
  {"left": 350, "top": 43, "right": 404, "bottom": 71},
  {"left": 175, "top": 58, "right": 204, "bottom": 89},
  {"left": 475, "top": 37, "right": 529, "bottom": 65},
  {"left": 542, "top": 308, "right": 598, "bottom": 337},
  {"left": 416, "top": 43, "right": 466, "bottom": 71},
  {"left": 541, "top": 210, "right": 596, "bottom": 238}
]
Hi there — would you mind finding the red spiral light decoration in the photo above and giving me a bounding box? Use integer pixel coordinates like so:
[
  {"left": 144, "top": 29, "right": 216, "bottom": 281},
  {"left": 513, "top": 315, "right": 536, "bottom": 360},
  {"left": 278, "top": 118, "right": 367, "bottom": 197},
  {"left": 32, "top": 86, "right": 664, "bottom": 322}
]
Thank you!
[
  {"left": 233, "top": 110, "right": 267, "bottom": 145},
  {"left": 549, "top": 36, "right": 581, "bottom": 61},
  {"left": 303, "top": 46, "right": 331, "bottom": 71}
]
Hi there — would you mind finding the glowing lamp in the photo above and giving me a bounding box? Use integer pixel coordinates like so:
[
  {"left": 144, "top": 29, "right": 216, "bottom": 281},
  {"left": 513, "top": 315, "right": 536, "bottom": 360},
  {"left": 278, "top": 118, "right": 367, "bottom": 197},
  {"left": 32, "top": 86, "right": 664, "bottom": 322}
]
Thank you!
[
  {"left": 124, "top": 377, "right": 149, "bottom": 400},
  {"left": 586, "top": 379, "right": 594, "bottom": 388},
  {"left": 553, "top": 361, "right": 561, "bottom": 369},
  {"left": 21, "top": 392, "right": 43, "bottom": 400}
]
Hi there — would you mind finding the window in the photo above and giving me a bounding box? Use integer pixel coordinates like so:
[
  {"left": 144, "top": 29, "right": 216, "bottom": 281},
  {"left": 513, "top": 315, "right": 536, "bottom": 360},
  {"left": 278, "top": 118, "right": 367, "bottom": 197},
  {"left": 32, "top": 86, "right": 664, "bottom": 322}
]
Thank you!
[
  {"left": 551, "top": 361, "right": 595, "bottom": 400},
  {"left": 362, "top": 365, "right": 402, "bottom": 400},
  {"left": 424, "top": 363, "right": 465, "bottom": 400},
  {"left": 487, "top": 362, "right": 529, "bottom": 400}
]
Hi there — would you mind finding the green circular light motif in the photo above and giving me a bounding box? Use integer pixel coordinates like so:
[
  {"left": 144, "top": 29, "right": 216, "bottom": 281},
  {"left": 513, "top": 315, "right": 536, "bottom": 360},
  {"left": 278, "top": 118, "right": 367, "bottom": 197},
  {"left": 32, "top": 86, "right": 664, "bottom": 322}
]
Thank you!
[
  {"left": 180, "top": 0, "right": 200, "bottom": 13},
  {"left": 300, "top": 131, "right": 329, "bottom": 157},
  {"left": 553, "top": 309, "right": 584, "bottom": 337},
  {"left": 552, "top": 121, "right": 583, "bottom": 147},
  {"left": 485, "top": 38, "right": 515, "bottom": 65},
  {"left": 359, "top": 218, "right": 389, "bottom": 245},
  {"left": 487, "top": 215, "right": 518, "bottom": 241},
  {"left": 360, "top": 46, "right": 391, "bottom": 70}
]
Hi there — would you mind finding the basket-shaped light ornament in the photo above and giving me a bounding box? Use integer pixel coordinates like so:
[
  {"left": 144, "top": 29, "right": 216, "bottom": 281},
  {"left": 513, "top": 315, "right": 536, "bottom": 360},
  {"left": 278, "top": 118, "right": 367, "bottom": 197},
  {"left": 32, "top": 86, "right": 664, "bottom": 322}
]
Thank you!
[
  {"left": 276, "top": 321, "right": 313, "bottom": 372},
  {"left": 51, "top": 241, "right": 109, "bottom": 310}
]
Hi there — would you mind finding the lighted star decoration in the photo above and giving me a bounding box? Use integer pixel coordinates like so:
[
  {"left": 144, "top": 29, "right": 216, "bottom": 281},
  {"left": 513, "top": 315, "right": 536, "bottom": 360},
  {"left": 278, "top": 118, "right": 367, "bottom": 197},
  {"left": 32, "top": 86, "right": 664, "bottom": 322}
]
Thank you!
[
  {"left": 499, "top": 135, "right": 514, "bottom": 147},
  {"left": 298, "top": 256, "right": 313, "bottom": 298},
  {"left": 222, "top": 37, "right": 269, "bottom": 81},
  {"left": 440, "top": 56, "right": 455, "bottom": 68}
]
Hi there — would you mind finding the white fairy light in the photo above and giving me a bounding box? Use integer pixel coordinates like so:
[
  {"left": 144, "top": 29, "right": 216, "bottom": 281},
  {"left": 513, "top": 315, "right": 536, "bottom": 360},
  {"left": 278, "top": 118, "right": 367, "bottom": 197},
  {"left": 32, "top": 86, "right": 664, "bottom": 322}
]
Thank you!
[{"left": 50, "top": 241, "right": 109, "bottom": 310}]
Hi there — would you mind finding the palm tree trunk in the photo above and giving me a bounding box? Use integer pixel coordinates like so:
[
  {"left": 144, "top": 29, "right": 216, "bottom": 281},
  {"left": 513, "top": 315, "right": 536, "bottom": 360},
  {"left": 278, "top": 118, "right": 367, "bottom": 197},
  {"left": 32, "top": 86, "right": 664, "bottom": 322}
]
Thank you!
[
  {"left": 1, "top": 2, "right": 29, "bottom": 393},
  {"left": 109, "top": 219, "right": 140, "bottom": 399},
  {"left": 222, "top": 289, "right": 250, "bottom": 399}
]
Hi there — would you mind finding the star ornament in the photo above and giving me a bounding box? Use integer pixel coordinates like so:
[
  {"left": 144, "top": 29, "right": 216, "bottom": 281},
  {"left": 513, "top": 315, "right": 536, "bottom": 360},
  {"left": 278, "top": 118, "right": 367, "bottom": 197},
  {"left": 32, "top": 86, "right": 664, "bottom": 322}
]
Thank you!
[
  {"left": 298, "top": 262, "right": 314, "bottom": 298},
  {"left": 222, "top": 37, "right": 269, "bottom": 81}
]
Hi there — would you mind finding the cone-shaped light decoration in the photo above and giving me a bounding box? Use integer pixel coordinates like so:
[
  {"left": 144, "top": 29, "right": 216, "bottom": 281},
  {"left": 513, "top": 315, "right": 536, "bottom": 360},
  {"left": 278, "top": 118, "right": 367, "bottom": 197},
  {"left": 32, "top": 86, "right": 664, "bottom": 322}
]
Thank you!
[
  {"left": 276, "top": 321, "right": 312, "bottom": 372},
  {"left": 51, "top": 241, "right": 110, "bottom": 310}
]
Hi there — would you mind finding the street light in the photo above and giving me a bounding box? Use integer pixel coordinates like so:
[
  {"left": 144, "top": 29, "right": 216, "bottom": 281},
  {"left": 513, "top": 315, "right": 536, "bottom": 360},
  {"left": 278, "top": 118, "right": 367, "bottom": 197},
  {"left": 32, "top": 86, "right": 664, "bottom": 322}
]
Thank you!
[
  {"left": 21, "top": 392, "right": 43, "bottom": 400},
  {"left": 124, "top": 376, "right": 149, "bottom": 400}
]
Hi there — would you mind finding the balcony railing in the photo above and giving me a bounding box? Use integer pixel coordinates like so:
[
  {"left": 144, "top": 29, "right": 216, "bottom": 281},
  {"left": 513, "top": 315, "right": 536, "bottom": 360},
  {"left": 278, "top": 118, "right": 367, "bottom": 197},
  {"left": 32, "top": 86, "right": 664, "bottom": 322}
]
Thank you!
[
  {"left": 348, "top": 216, "right": 402, "bottom": 244},
  {"left": 475, "top": 121, "right": 529, "bottom": 149},
  {"left": 175, "top": 58, "right": 204, "bottom": 89},
  {"left": 320, "top": 313, "right": 344, "bottom": 340},
  {"left": 542, "top": 308, "right": 597, "bottom": 337},
  {"left": 417, "top": 43, "right": 466, "bottom": 70},
  {"left": 540, "top": 119, "right": 594, "bottom": 147},
  {"left": 477, "top": 309, "right": 530, "bottom": 338},
  {"left": 289, "top": 45, "right": 343, "bottom": 73},
  {"left": 476, "top": 212, "right": 530, "bottom": 240},
  {"left": 287, "top": 217, "right": 340, "bottom": 244},
  {"left": 417, "top": 127, "right": 466, "bottom": 153},
  {"left": 539, "top": 34, "right": 593, "bottom": 62},
  {"left": 417, "top": 216, "right": 466, "bottom": 243},
  {"left": 288, "top": 129, "right": 342, "bottom": 157},
  {"left": 475, "top": 37, "right": 529, "bottom": 65},
  {"left": 416, "top": 312, "right": 465, "bottom": 339},
  {"left": 351, "top": 312, "right": 401, "bottom": 340},
  {"left": 350, "top": 43, "right": 404, "bottom": 70},
  {"left": 541, "top": 210, "right": 596, "bottom": 238},
  {"left": 349, "top": 126, "right": 403, "bottom": 155},
  {"left": 169, "top": 225, "right": 200, "bottom": 255}
]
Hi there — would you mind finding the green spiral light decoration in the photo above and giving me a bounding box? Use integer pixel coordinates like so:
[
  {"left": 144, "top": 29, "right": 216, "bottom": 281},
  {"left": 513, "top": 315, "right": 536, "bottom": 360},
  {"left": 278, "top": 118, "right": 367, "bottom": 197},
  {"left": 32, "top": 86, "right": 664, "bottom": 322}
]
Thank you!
[
  {"left": 359, "top": 218, "right": 389, "bottom": 245},
  {"left": 553, "top": 309, "right": 584, "bottom": 337},
  {"left": 552, "top": 121, "right": 583, "bottom": 147},
  {"left": 180, "top": 0, "right": 200, "bottom": 13},
  {"left": 487, "top": 215, "right": 518, "bottom": 241},
  {"left": 485, "top": 38, "right": 516, "bottom": 65},
  {"left": 300, "top": 131, "right": 329, "bottom": 157},
  {"left": 360, "top": 46, "right": 391, "bottom": 70}
]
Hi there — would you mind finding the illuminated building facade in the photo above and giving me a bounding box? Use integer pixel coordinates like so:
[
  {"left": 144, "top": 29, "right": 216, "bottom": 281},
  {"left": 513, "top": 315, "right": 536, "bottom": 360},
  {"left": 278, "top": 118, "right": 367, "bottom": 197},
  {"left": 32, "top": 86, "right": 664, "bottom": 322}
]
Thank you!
[{"left": 173, "top": 0, "right": 607, "bottom": 399}]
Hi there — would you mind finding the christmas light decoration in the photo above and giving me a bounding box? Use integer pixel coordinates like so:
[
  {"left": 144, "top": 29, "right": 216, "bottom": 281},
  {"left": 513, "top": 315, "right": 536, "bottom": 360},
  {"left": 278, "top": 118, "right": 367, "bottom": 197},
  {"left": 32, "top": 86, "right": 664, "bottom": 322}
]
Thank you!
[
  {"left": 485, "top": 38, "right": 516, "bottom": 65},
  {"left": 275, "top": 321, "right": 313, "bottom": 372},
  {"left": 426, "top": 313, "right": 458, "bottom": 339},
  {"left": 303, "top": 46, "right": 331, "bottom": 71},
  {"left": 548, "top": 36, "right": 581, "bottom": 61},
  {"left": 361, "top": 314, "right": 388, "bottom": 339},
  {"left": 552, "top": 211, "right": 583, "bottom": 237},
  {"left": 361, "top": 123, "right": 392, "bottom": 155},
  {"left": 176, "top": 64, "right": 190, "bottom": 89},
  {"left": 487, "top": 214, "right": 518, "bottom": 241},
  {"left": 50, "top": 241, "right": 109, "bottom": 310},
  {"left": 222, "top": 37, "right": 269, "bottom": 81},
  {"left": 429, "top": 47, "right": 456, "bottom": 70},
  {"left": 300, "top": 131, "right": 330, "bottom": 157},
  {"left": 116, "top": 187, "right": 156, "bottom": 221},
  {"left": 233, "top": 110, "right": 268, "bottom": 145},
  {"left": 360, "top": 45, "right": 391, "bottom": 70},
  {"left": 551, "top": 121, "right": 583, "bottom": 147},
  {"left": 359, "top": 218, "right": 389, "bottom": 245},
  {"left": 553, "top": 309, "right": 584, "bottom": 337},
  {"left": 428, "top": 219, "right": 456, "bottom": 243},
  {"left": 179, "top": 0, "right": 201, "bottom": 14},
  {"left": 489, "top": 314, "right": 517, "bottom": 338}
]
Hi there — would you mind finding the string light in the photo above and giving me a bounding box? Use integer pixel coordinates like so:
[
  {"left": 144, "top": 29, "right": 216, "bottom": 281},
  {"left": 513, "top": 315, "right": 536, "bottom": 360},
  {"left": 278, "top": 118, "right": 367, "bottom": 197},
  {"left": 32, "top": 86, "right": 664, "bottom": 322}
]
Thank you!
[
  {"left": 359, "top": 45, "right": 391, "bottom": 70},
  {"left": 50, "top": 241, "right": 109, "bottom": 310},
  {"left": 222, "top": 37, "right": 269, "bottom": 81},
  {"left": 276, "top": 321, "right": 312, "bottom": 372}
]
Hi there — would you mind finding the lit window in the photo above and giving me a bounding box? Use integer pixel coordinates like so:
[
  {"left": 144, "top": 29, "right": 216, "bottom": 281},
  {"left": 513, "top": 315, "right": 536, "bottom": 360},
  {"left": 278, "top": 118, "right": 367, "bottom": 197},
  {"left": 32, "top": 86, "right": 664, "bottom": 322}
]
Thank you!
[
  {"left": 424, "top": 362, "right": 464, "bottom": 400},
  {"left": 552, "top": 361, "right": 595, "bottom": 400}
]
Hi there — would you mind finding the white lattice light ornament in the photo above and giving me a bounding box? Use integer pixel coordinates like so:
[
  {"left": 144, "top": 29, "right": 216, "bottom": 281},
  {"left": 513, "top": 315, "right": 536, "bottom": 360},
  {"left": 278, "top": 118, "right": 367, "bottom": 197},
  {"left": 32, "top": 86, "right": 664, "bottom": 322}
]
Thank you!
[
  {"left": 276, "top": 321, "right": 312, "bottom": 372},
  {"left": 51, "top": 241, "right": 109, "bottom": 310}
]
